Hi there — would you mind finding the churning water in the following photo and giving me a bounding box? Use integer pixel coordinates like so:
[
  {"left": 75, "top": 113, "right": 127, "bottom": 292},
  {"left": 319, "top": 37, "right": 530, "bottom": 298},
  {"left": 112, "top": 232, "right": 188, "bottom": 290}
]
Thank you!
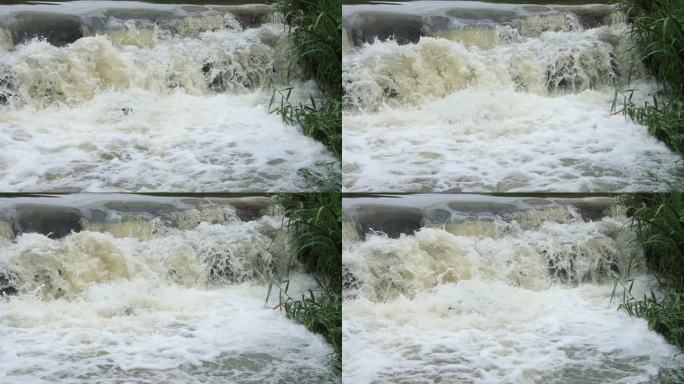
[
  {"left": 0, "top": 195, "right": 336, "bottom": 384},
  {"left": 342, "top": 195, "right": 683, "bottom": 383},
  {"left": 342, "top": 2, "right": 683, "bottom": 192},
  {"left": 0, "top": 2, "right": 336, "bottom": 192}
]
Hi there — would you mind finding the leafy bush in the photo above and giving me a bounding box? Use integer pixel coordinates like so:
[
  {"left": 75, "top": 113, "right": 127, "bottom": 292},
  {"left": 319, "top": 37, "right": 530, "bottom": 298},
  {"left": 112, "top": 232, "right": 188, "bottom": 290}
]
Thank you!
[
  {"left": 270, "top": 192, "right": 342, "bottom": 372},
  {"left": 622, "top": 291, "right": 684, "bottom": 350},
  {"left": 270, "top": 0, "right": 342, "bottom": 160},
  {"left": 619, "top": 0, "right": 684, "bottom": 98},
  {"left": 616, "top": 0, "right": 684, "bottom": 155},
  {"left": 623, "top": 193, "right": 684, "bottom": 289},
  {"left": 619, "top": 193, "right": 684, "bottom": 352}
]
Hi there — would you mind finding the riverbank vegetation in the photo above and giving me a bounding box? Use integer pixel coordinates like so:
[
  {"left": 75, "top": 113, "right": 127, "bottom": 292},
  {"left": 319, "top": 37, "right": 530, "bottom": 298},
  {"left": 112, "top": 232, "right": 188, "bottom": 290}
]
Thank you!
[
  {"left": 615, "top": 0, "right": 684, "bottom": 358},
  {"left": 616, "top": 0, "right": 684, "bottom": 155},
  {"left": 271, "top": 0, "right": 342, "bottom": 162},
  {"left": 619, "top": 193, "right": 684, "bottom": 355},
  {"left": 270, "top": 192, "right": 342, "bottom": 375}
]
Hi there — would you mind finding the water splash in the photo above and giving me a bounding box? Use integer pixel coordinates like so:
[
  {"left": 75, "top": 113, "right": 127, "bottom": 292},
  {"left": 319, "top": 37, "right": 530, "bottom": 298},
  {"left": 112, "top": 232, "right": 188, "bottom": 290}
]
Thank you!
[{"left": 342, "top": 195, "right": 682, "bottom": 383}]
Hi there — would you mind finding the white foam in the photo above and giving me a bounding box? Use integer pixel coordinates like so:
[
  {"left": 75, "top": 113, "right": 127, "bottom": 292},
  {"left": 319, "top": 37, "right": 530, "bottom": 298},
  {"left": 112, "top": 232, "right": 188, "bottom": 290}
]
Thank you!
[
  {"left": 0, "top": 281, "right": 334, "bottom": 384},
  {"left": 343, "top": 281, "right": 680, "bottom": 383},
  {"left": 343, "top": 88, "right": 681, "bottom": 192},
  {"left": 0, "top": 219, "right": 336, "bottom": 383},
  {"left": 342, "top": 20, "right": 682, "bottom": 192},
  {"left": 0, "top": 22, "right": 336, "bottom": 192},
  {"left": 343, "top": 206, "right": 681, "bottom": 383},
  {"left": 0, "top": 88, "right": 334, "bottom": 191}
]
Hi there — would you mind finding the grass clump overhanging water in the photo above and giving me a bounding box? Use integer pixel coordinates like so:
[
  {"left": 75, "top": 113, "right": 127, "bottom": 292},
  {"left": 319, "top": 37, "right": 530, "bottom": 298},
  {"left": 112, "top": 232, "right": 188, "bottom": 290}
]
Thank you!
[
  {"left": 615, "top": 0, "right": 684, "bottom": 155},
  {"left": 269, "top": 192, "right": 342, "bottom": 374},
  {"left": 618, "top": 193, "right": 684, "bottom": 354},
  {"left": 615, "top": 5, "right": 684, "bottom": 346},
  {"left": 270, "top": 0, "right": 342, "bottom": 160}
]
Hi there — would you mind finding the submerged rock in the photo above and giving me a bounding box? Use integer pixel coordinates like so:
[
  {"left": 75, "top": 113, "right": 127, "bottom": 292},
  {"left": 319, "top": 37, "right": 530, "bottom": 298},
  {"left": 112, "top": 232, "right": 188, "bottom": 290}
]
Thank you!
[
  {"left": 11, "top": 12, "right": 84, "bottom": 46},
  {"left": 14, "top": 205, "right": 83, "bottom": 239},
  {"left": 0, "top": 270, "right": 18, "bottom": 296},
  {"left": 351, "top": 204, "right": 424, "bottom": 239}
]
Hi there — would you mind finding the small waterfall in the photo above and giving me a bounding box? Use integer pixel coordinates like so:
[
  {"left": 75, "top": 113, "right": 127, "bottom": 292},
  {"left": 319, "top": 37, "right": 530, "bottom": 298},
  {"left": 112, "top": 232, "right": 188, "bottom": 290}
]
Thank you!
[
  {"left": 342, "top": 195, "right": 682, "bottom": 383},
  {"left": 0, "top": 195, "right": 336, "bottom": 383},
  {"left": 0, "top": 2, "right": 335, "bottom": 192},
  {"left": 342, "top": 1, "right": 682, "bottom": 192}
]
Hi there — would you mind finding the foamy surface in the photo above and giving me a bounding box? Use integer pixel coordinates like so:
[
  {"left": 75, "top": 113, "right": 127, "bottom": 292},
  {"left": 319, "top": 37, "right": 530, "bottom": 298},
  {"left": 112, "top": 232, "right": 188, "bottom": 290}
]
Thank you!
[
  {"left": 0, "top": 203, "right": 336, "bottom": 383},
  {"left": 0, "top": 3, "right": 336, "bottom": 191},
  {"left": 342, "top": 196, "right": 683, "bottom": 383},
  {"left": 342, "top": 3, "right": 682, "bottom": 192}
]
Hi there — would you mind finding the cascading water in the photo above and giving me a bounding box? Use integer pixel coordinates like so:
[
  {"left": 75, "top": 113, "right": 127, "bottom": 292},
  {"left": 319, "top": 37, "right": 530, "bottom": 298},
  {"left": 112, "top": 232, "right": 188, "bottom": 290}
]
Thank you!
[
  {"left": 342, "top": 194, "right": 683, "bottom": 383},
  {"left": 342, "top": 1, "right": 683, "bottom": 192},
  {"left": 0, "top": 2, "right": 336, "bottom": 192},
  {"left": 0, "top": 195, "right": 337, "bottom": 384}
]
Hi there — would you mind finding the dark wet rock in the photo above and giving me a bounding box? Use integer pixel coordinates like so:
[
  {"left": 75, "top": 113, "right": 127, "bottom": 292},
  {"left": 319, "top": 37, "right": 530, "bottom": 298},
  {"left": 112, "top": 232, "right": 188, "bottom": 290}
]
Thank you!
[
  {"left": 345, "top": 12, "right": 424, "bottom": 45},
  {"left": 0, "top": 270, "right": 17, "bottom": 296},
  {"left": 14, "top": 205, "right": 83, "bottom": 239},
  {"left": 352, "top": 204, "right": 423, "bottom": 239},
  {"left": 216, "top": 197, "right": 272, "bottom": 222},
  {"left": 343, "top": 265, "right": 359, "bottom": 290},
  {"left": 557, "top": 197, "right": 615, "bottom": 221},
  {"left": 556, "top": 5, "right": 615, "bottom": 29},
  {"left": 0, "top": 69, "right": 16, "bottom": 106},
  {"left": 11, "top": 12, "right": 83, "bottom": 46},
  {"left": 219, "top": 6, "right": 271, "bottom": 29}
]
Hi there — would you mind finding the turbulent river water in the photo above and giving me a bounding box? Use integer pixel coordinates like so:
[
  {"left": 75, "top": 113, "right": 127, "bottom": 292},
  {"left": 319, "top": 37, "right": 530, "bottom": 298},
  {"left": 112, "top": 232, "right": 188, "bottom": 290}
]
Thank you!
[
  {"left": 0, "top": 195, "right": 336, "bottom": 383},
  {"left": 342, "top": 195, "right": 683, "bottom": 383},
  {"left": 342, "top": 1, "right": 683, "bottom": 192},
  {"left": 0, "top": 2, "right": 336, "bottom": 192}
]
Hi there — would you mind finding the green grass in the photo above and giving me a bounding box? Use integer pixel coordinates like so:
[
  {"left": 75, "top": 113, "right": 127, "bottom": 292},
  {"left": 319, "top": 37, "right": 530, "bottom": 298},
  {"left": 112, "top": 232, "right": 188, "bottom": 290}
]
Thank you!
[
  {"left": 271, "top": 89, "right": 342, "bottom": 158},
  {"left": 283, "top": 290, "right": 342, "bottom": 371},
  {"left": 265, "top": 0, "right": 342, "bottom": 364},
  {"left": 275, "top": 192, "right": 341, "bottom": 289},
  {"left": 615, "top": 0, "right": 684, "bottom": 155},
  {"left": 269, "top": 192, "right": 342, "bottom": 373},
  {"left": 625, "top": 97, "right": 684, "bottom": 154},
  {"left": 616, "top": 6, "right": 684, "bottom": 347},
  {"left": 274, "top": 0, "right": 341, "bottom": 98},
  {"left": 270, "top": 0, "right": 342, "bottom": 160},
  {"left": 622, "top": 193, "right": 684, "bottom": 289},
  {"left": 622, "top": 291, "right": 684, "bottom": 349},
  {"left": 618, "top": 193, "right": 684, "bottom": 352},
  {"left": 618, "top": 0, "right": 684, "bottom": 98}
]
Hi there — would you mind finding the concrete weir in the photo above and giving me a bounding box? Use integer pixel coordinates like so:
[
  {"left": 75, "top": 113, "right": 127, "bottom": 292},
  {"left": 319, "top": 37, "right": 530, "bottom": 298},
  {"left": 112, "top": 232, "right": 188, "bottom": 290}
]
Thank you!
[
  {"left": 342, "top": 193, "right": 682, "bottom": 383},
  {"left": 343, "top": 194, "right": 617, "bottom": 239},
  {"left": 0, "top": 193, "right": 337, "bottom": 383},
  {"left": 0, "top": 2, "right": 272, "bottom": 47},
  {"left": 343, "top": 1, "right": 617, "bottom": 46},
  {"left": 0, "top": 194, "right": 273, "bottom": 240}
]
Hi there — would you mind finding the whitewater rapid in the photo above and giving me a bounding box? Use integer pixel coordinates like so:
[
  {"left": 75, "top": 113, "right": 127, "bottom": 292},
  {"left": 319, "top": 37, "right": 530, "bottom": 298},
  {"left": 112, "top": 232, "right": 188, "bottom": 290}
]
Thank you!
[
  {"left": 342, "top": 195, "right": 683, "bottom": 383},
  {"left": 342, "top": 2, "right": 683, "bottom": 192},
  {"left": 0, "top": 2, "right": 336, "bottom": 192},
  {"left": 0, "top": 195, "right": 337, "bottom": 384}
]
